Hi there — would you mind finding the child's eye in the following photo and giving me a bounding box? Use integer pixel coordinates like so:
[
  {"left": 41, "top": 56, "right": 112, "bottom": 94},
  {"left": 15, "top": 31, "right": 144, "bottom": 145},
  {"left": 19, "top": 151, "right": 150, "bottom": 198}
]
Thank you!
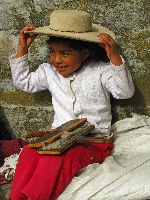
[
  {"left": 49, "top": 49, "right": 55, "bottom": 55},
  {"left": 62, "top": 51, "right": 70, "bottom": 56}
]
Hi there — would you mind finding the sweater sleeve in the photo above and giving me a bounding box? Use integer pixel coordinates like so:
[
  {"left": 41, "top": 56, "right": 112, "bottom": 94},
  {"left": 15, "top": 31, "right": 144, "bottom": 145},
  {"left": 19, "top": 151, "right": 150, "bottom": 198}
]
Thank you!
[
  {"left": 101, "top": 57, "right": 135, "bottom": 99},
  {"left": 9, "top": 54, "right": 49, "bottom": 93}
]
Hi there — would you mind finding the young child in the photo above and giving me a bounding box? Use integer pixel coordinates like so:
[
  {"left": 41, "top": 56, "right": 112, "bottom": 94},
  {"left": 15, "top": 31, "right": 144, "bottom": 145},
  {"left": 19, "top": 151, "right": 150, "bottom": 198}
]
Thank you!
[{"left": 9, "top": 10, "right": 134, "bottom": 200}]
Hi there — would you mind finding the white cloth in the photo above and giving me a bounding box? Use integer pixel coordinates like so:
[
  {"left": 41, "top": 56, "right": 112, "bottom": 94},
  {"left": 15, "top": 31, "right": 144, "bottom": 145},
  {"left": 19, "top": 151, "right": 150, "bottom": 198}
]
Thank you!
[
  {"left": 0, "top": 152, "right": 21, "bottom": 184},
  {"left": 9, "top": 54, "right": 134, "bottom": 135},
  {"left": 58, "top": 113, "right": 150, "bottom": 200}
]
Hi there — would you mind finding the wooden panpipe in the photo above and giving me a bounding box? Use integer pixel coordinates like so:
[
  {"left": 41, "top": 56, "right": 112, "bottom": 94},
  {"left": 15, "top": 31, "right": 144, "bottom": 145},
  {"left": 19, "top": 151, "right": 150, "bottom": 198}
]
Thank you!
[{"left": 27, "top": 118, "right": 112, "bottom": 154}]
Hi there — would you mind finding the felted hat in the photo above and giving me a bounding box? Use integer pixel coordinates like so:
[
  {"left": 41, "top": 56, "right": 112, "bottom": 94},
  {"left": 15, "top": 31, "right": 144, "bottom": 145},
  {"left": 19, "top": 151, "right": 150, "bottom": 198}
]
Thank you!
[{"left": 26, "top": 10, "right": 115, "bottom": 43}]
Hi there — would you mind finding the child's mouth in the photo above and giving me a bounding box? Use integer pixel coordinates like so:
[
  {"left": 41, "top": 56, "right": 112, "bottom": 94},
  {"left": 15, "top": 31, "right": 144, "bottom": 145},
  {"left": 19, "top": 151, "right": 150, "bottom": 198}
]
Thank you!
[{"left": 56, "top": 66, "right": 67, "bottom": 72}]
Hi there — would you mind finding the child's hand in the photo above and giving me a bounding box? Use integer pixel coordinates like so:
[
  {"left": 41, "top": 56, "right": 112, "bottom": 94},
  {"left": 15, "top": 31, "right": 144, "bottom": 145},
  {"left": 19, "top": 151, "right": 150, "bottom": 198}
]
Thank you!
[
  {"left": 19, "top": 25, "right": 37, "bottom": 49},
  {"left": 16, "top": 25, "right": 38, "bottom": 58},
  {"left": 97, "top": 33, "right": 123, "bottom": 66}
]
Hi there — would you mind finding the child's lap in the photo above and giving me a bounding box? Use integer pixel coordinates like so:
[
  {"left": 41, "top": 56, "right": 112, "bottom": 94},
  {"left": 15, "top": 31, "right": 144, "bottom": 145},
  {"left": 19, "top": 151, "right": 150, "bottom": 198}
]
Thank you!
[{"left": 20, "top": 142, "right": 113, "bottom": 166}]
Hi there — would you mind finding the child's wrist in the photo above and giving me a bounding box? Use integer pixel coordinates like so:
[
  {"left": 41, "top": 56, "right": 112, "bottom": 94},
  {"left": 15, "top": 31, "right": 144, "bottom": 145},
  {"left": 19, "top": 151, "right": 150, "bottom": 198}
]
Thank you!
[
  {"left": 18, "top": 46, "right": 28, "bottom": 52},
  {"left": 16, "top": 46, "right": 28, "bottom": 58},
  {"left": 109, "top": 53, "right": 123, "bottom": 66}
]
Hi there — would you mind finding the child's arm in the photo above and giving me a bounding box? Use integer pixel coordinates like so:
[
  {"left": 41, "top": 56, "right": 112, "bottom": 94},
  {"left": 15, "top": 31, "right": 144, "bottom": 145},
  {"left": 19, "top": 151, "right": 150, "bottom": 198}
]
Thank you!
[
  {"left": 97, "top": 33, "right": 123, "bottom": 66},
  {"left": 98, "top": 33, "right": 135, "bottom": 99},
  {"left": 9, "top": 26, "right": 49, "bottom": 93},
  {"left": 16, "top": 25, "right": 37, "bottom": 58}
]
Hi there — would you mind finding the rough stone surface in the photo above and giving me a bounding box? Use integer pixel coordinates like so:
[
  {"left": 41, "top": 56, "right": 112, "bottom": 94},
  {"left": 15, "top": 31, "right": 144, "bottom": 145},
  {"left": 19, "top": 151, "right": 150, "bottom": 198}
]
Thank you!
[{"left": 1, "top": 104, "right": 54, "bottom": 138}]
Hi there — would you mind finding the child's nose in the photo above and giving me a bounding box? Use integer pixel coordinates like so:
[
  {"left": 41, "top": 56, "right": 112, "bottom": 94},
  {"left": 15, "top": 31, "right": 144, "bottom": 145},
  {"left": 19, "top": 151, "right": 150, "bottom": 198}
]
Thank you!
[{"left": 55, "top": 54, "right": 63, "bottom": 64}]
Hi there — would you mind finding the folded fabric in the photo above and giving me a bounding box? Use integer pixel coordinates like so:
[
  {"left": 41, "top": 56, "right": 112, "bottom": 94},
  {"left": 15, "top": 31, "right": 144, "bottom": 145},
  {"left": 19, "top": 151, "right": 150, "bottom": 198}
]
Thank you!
[
  {"left": 0, "top": 153, "right": 21, "bottom": 185},
  {"left": 58, "top": 113, "right": 150, "bottom": 200},
  {"left": 0, "top": 138, "right": 28, "bottom": 185},
  {"left": 0, "top": 138, "right": 28, "bottom": 166}
]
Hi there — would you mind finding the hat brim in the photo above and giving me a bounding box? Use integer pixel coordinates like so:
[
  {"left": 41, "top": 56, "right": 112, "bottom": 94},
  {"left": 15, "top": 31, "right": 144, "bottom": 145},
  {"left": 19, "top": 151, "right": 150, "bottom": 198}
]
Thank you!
[{"left": 25, "top": 24, "right": 115, "bottom": 43}]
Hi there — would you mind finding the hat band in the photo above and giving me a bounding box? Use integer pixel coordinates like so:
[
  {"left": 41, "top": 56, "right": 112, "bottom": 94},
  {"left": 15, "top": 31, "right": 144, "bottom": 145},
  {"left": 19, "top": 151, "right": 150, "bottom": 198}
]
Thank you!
[{"left": 49, "top": 26, "right": 92, "bottom": 33}]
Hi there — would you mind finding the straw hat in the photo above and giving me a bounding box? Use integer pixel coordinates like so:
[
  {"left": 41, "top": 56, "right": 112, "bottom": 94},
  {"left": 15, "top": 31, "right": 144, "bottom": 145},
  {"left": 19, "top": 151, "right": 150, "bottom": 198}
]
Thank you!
[{"left": 26, "top": 10, "right": 115, "bottom": 43}]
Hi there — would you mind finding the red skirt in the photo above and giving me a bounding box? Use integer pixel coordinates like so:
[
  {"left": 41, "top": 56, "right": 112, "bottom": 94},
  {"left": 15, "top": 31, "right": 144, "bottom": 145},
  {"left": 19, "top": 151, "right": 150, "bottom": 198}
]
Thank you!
[{"left": 9, "top": 142, "right": 113, "bottom": 200}]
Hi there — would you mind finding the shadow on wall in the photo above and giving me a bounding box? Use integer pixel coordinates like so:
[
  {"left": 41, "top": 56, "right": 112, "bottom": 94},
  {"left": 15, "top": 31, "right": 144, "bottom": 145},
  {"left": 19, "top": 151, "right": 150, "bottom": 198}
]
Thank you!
[
  {"left": 111, "top": 81, "right": 147, "bottom": 123},
  {"left": 33, "top": 89, "right": 52, "bottom": 105},
  {"left": 0, "top": 106, "right": 15, "bottom": 140}
]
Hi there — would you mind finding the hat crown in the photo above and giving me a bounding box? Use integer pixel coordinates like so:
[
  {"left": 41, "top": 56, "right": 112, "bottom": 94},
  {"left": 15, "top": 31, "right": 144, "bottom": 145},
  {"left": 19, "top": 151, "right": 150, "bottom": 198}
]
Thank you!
[{"left": 50, "top": 10, "right": 92, "bottom": 33}]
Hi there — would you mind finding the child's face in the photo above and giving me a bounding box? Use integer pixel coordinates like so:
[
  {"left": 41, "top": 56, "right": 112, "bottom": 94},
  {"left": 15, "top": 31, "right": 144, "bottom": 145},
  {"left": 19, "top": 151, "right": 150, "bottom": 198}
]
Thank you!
[{"left": 49, "top": 42, "right": 89, "bottom": 77}]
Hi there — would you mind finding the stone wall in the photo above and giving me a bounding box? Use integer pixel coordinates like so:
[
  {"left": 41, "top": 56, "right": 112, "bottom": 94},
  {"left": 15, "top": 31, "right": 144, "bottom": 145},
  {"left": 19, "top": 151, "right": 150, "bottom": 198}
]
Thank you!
[{"left": 0, "top": 0, "right": 150, "bottom": 138}]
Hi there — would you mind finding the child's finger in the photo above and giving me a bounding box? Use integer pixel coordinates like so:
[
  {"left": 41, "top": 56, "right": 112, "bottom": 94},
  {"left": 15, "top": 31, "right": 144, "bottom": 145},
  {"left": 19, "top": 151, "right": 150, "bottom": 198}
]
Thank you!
[
  {"left": 99, "top": 33, "right": 115, "bottom": 41},
  {"left": 101, "top": 35, "right": 115, "bottom": 49},
  {"left": 98, "top": 33, "right": 115, "bottom": 45},
  {"left": 22, "top": 25, "right": 35, "bottom": 31},
  {"left": 20, "top": 26, "right": 35, "bottom": 38},
  {"left": 97, "top": 35, "right": 107, "bottom": 47},
  {"left": 20, "top": 25, "right": 35, "bottom": 36},
  {"left": 98, "top": 35, "right": 111, "bottom": 48},
  {"left": 99, "top": 43, "right": 105, "bottom": 49}
]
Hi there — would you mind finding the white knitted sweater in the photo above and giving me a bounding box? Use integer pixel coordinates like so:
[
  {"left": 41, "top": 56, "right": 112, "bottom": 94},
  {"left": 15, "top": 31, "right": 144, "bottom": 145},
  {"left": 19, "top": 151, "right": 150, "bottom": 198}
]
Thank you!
[{"left": 9, "top": 54, "right": 135, "bottom": 135}]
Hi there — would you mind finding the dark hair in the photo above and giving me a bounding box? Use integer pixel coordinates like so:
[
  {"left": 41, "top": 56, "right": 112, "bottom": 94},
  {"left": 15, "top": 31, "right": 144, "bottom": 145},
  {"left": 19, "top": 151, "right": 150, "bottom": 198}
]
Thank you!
[{"left": 47, "top": 36, "right": 109, "bottom": 62}]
